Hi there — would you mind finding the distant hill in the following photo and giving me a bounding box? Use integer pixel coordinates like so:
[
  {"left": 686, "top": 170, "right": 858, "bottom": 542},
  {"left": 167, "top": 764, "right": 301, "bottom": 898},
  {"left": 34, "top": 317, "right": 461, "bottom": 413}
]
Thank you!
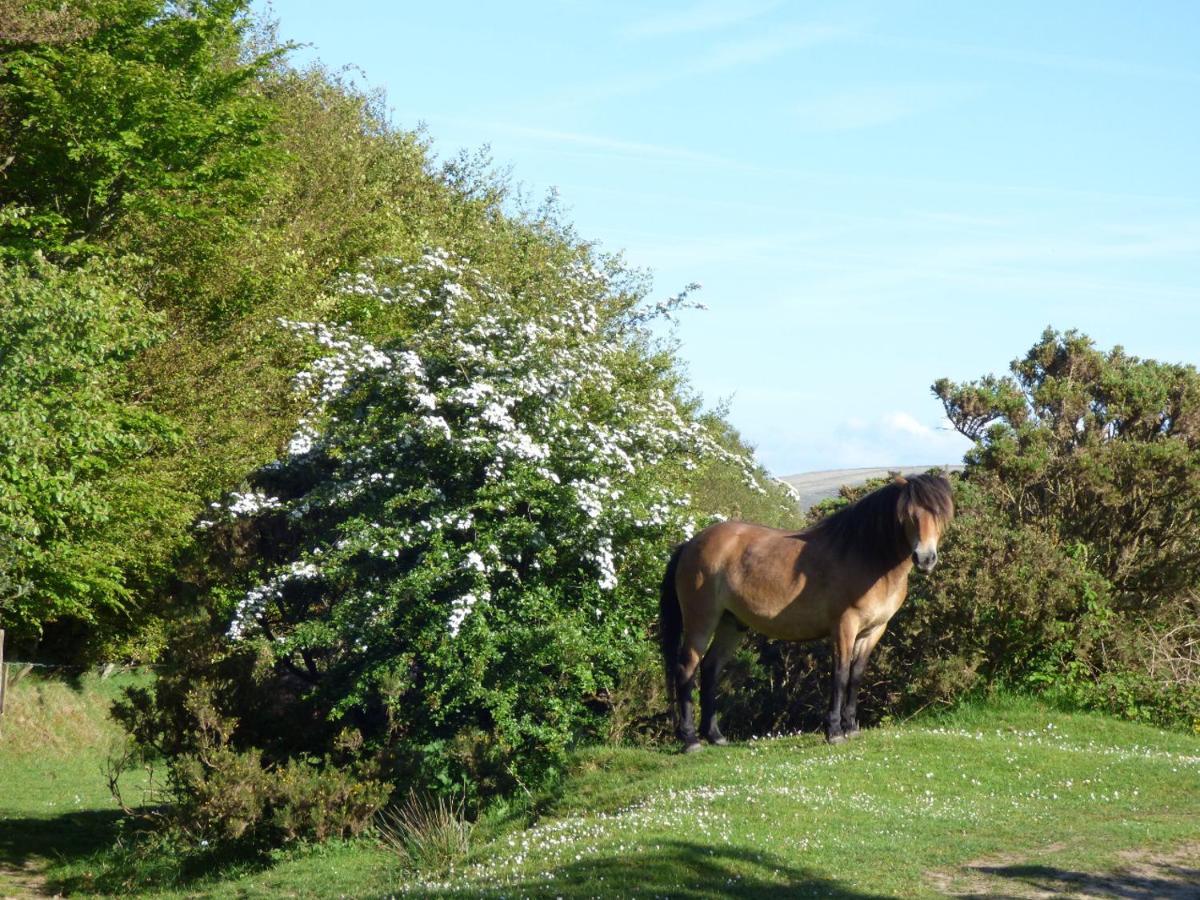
[{"left": 780, "top": 465, "right": 964, "bottom": 512}]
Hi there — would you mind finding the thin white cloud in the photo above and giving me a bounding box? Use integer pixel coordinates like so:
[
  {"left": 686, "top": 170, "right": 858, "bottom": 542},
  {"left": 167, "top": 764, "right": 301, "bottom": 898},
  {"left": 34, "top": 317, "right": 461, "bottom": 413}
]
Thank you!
[
  {"left": 520, "top": 21, "right": 857, "bottom": 113},
  {"left": 624, "top": 1, "right": 781, "bottom": 39},
  {"left": 483, "top": 123, "right": 736, "bottom": 167},
  {"left": 793, "top": 83, "right": 975, "bottom": 132},
  {"left": 698, "top": 23, "right": 854, "bottom": 72},
  {"left": 866, "top": 33, "right": 1200, "bottom": 85}
]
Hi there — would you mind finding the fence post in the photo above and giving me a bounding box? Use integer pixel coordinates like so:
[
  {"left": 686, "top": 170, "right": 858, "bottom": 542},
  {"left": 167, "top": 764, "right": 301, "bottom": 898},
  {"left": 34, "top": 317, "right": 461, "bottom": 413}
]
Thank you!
[{"left": 0, "top": 628, "right": 6, "bottom": 720}]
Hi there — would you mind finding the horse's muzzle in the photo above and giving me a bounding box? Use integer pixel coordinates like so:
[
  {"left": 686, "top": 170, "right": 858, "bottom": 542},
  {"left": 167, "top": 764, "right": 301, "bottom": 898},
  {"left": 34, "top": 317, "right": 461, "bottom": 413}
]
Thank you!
[{"left": 913, "top": 550, "right": 938, "bottom": 572}]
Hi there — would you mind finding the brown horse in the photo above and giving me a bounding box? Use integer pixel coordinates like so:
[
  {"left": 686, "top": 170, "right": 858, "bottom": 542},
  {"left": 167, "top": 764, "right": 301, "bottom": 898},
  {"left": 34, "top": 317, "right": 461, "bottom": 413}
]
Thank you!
[{"left": 660, "top": 474, "right": 954, "bottom": 750}]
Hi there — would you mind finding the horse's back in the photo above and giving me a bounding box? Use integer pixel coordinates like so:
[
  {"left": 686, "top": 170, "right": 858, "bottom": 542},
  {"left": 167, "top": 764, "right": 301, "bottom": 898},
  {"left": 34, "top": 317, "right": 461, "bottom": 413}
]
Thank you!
[
  {"left": 678, "top": 521, "right": 841, "bottom": 640},
  {"left": 682, "top": 519, "right": 798, "bottom": 576}
]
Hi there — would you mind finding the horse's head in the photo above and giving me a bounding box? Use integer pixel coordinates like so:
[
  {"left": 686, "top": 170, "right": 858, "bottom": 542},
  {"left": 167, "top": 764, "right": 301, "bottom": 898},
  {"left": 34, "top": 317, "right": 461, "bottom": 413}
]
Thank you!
[{"left": 896, "top": 475, "right": 954, "bottom": 573}]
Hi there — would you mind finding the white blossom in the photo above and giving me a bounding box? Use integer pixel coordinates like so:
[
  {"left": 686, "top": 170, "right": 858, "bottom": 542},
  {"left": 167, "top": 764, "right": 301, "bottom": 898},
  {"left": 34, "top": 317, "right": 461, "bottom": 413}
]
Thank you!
[
  {"left": 448, "top": 592, "right": 479, "bottom": 636},
  {"left": 224, "top": 248, "right": 792, "bottom": 648}
]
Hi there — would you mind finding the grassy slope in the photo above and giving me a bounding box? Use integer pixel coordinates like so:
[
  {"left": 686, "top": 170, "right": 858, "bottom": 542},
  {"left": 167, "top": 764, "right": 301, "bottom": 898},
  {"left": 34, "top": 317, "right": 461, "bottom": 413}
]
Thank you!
[
  {"left": 0, "top": 672, "right": 153, "bottom": 896},
  {"left": 2, "top": 682, "right": 1199, "bottom": 898}
]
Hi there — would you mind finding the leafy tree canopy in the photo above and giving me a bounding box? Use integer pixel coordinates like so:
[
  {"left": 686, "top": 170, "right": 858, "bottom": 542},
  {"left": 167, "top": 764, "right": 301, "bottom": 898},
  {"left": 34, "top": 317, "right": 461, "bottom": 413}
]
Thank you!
[
  {"left": 935, "top": 327, "right": 1200, "bottom": 604},
  {"left": 0, "top": 0, "right": 279, "bottom": 258},
  {"left": 0, "top": 262, "right": 175, "bottom": 642}
]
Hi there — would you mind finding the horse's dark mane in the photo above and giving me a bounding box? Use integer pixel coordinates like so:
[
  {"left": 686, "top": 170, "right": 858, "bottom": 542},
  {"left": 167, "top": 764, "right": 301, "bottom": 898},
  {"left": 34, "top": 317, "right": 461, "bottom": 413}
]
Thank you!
[{"left": 800, "top": 474, "right": 954, "bottom": 565}]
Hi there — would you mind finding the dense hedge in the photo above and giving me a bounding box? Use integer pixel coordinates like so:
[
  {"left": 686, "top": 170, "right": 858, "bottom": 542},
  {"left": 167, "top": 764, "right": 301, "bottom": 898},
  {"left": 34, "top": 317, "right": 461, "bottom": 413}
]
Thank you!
[
  {"left": 1, "top": 2, "right": 796, "bottom": 657},
  {"left": 712, "top": 330, "right": 1200, "bottom": 740}
]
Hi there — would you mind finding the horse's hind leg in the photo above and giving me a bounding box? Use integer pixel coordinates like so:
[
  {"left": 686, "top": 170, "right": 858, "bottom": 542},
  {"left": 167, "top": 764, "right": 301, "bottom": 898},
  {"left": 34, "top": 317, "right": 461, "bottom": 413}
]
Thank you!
[
  {"left": 699, "top": 613, "right": 745, "bottom": 746},
  {"left": 675, "top": 609, "right": 722, "bottom": 753},
  {"left": 675, "top": 642, "right": 703, "bottom": 751}
]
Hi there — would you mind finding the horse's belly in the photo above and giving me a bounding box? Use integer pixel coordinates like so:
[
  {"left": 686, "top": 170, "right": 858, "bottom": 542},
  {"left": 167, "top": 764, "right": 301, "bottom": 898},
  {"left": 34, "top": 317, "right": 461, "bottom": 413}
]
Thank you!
[{"left": 727, "top": 591, "right": 835, "bottom": 642}]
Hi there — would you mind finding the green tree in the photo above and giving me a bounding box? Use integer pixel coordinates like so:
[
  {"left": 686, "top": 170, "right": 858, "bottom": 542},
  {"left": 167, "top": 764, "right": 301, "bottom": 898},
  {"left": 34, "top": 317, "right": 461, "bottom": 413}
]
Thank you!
[
  {"left": 0, "top": 0, "right": 278, "bottom": 259},
  {"left": 0, "top": 262, "right": 174, "bottom": 648},
  {"left": 934, "top": 327, "right": 1200, "bottom": 606}
]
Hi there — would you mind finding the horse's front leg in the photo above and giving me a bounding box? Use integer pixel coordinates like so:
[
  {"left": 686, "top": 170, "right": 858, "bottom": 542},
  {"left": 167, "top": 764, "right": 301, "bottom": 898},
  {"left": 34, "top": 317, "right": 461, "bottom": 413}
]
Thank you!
[
  {"left": 842, "top": 624, "right": 886, "bottom": 738},
  {"left": 826, "top": 615, "right": 859, "bottom": 744}
]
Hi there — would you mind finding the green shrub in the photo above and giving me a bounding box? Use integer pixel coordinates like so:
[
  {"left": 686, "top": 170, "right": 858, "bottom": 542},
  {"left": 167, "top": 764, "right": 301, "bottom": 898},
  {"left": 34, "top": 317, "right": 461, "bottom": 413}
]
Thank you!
[
  {"left": 118, "top": 244, "right": 793, "bottom": 843},
  {"left": 935, "top": 329, "right": 1200, "bottom": 604},
  {"left": 932, "top": 329, "right": 1200, "bottom": 724},
  {"left": 713, "top": 330, "right": 1200, "bottom": 736}
]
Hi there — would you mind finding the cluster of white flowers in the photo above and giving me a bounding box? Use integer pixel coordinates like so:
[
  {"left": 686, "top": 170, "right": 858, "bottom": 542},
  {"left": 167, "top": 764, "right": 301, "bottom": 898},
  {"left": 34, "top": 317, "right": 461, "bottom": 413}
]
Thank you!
[
  {"left": 224, "top": 491, "right": 282, "bottom": 516},
  {"left": 448, "top": 590, "right": 485, "bottom": 637},
  {"left": 228, "top": 559, "right": 321, "bottom": 640},
  {"left": 278, "top": 318, "right": 392, "bottom": 458},
  {"left": 225, "top": 248, "right": 788, "bottom": 643},
  {"left": 196, "top": 490, "right": 282, "bottom": 530}
]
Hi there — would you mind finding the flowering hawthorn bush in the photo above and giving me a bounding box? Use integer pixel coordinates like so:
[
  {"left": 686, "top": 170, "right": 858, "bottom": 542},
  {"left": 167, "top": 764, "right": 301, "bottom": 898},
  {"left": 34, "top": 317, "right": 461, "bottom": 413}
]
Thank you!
[{"left": 148, "top": 248, "right": 792, "bottom": 805}]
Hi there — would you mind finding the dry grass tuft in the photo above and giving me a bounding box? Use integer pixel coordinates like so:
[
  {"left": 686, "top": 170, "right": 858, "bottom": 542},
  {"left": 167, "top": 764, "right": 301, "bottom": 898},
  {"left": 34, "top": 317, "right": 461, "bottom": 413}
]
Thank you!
[{"left": 375, "top": 789, "right": 473, "bottom": 873}]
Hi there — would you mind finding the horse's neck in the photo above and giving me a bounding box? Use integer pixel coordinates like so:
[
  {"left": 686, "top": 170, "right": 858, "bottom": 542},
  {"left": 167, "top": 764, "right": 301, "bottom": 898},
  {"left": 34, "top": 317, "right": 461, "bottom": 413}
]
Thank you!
[
  {"left": 884, "top": 555, "right": 915, "bottom": 585},
  {"left": 816, "top": 537, "right": 910, "bottom": 582}
]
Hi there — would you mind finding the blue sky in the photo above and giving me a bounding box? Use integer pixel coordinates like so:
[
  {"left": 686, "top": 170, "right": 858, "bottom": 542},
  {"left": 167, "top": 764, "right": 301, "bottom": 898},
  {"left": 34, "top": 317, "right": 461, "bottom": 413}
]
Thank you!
[{"left": 262, "top": 1, "right": 1200, "bottom": 475}]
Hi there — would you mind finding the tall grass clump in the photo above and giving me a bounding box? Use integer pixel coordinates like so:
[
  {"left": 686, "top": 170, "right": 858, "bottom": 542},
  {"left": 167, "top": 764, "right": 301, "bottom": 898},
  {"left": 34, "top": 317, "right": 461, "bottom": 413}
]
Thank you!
[{"left": 376, "top": 790, "right": 474, "bottom": 874}]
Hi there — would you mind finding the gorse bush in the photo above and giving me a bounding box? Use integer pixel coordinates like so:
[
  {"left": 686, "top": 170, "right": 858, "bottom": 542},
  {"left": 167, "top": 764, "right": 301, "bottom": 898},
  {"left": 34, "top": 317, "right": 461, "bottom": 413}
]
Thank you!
[
  {"left": 931, "top": 328, "right": 1200, "bottom": 725},
  {"left": 935, "top": 327, "right": 1200, "bottom": 607},
  {"left": 716, "top": 329, "right": 1200, "bottom": 738}
]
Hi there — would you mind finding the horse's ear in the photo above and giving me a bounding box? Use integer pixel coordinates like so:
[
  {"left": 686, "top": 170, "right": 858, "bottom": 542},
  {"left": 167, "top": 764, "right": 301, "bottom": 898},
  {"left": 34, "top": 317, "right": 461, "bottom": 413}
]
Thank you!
[{"left": 891, "top": 473, "right": 907, "bottom": 485}]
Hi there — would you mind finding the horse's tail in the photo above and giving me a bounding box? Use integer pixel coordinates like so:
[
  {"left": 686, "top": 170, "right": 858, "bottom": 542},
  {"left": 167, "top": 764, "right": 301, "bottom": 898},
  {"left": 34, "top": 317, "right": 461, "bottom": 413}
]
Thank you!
[{"left": 659, "top": 543, "right": 686, "bottom": 716}]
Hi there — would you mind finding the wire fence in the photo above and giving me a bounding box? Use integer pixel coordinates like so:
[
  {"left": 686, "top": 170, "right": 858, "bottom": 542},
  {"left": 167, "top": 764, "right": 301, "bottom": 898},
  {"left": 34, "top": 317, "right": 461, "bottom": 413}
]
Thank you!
[
  {"left": 0, "top": 628, "right": 160, "bottom": 719},
  {"left": 1, "top": 660, "right": 161, "bottom": 671}
]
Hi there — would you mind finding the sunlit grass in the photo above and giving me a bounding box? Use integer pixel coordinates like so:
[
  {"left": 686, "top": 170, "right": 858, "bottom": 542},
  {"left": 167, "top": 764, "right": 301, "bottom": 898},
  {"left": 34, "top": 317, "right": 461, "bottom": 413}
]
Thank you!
[{"left": 4, "top": 683, "right": 1198, "bottom": 897}]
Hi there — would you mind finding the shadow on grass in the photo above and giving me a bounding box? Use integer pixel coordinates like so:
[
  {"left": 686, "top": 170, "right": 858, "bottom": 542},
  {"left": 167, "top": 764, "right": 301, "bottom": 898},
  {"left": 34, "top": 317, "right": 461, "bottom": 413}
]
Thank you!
[
  {"left": 424, "top": 839, "right": 890, "bottom": 899},
  {"left": 972, "top": 862, "right": 1200, "bottom": 899},
  {"left": 0, "top": 808, "right": 135, "bottom": 896},
  {"left": 0, "top": 809, "right": 125, "bottom": 870},
  {"left": 0, "top": 809, "right": 274, "bottom": 896}
]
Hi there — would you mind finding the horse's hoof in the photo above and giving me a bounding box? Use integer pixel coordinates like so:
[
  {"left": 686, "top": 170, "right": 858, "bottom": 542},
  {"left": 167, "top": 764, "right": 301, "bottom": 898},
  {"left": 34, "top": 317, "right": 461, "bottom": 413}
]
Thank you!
[
  {"left": 707, "top": 735, "right": 729, "bottom": 747},
  {"left": 846, "top": 728, "right": 862, "bottom": 740},
  {"left": 682, "top": 741, "right": 705, "bottom": 754},
  {"left": 826, "top": 733, "right": 847, "bottom": 745}
]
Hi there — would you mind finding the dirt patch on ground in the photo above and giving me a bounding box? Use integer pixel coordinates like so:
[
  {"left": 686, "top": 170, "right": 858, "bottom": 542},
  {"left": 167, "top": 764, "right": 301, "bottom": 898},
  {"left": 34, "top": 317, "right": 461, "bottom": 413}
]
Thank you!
[
  {"left": 927, "top": 841, "right": 1200, "bottom": 898},
  {"left": 0, "top": 860, "right": 52, "bottom": 899}
]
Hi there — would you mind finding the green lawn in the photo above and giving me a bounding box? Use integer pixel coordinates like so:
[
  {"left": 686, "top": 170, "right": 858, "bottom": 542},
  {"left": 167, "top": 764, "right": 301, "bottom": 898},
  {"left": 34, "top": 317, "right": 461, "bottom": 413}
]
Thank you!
[{"left": 2, "top": 676, "right": 1198, "bottom": 897}]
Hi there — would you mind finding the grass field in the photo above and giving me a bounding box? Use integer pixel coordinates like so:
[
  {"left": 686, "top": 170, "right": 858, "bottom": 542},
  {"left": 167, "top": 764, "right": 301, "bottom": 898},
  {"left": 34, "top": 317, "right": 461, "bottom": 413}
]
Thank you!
[{"left": 2, "top": 674, "right": 1198, "bottom": 898}]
